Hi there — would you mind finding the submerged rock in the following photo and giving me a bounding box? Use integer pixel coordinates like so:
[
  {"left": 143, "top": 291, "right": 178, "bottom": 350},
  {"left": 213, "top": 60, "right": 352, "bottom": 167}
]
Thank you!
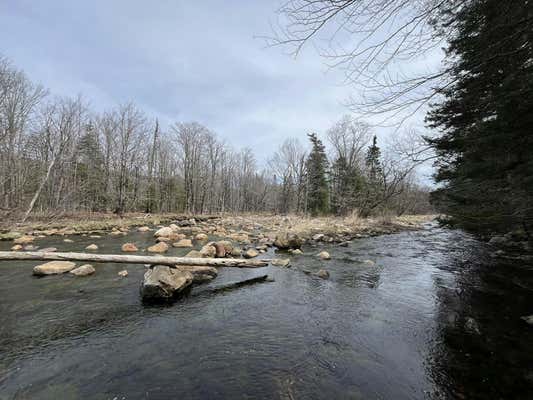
[
  {"left": 121, "top": 243, "right": 138, "bottom": 252},
  {"left": 185, "top": 250, "right": 203, "bottom": 258},
  {"left": 33, "top": 261, "right": 76, "bottom": 276},
  {"left": 70, "top": 264, "right": 95, "bottom": 276},
  {"left": 195, "top": 233, "right": 209, "bottom": 241},
  {"left": 317, "top": 251, "right": 331, "bottom": 260},
  {"left": 148, "top": 242, "right": 169, "bottom": 253},
  {"left": 0, "top": 231, "right": 23, "bottom": 241},
  {"left": 40, "top": 247, "right": 58, "bottom": 252},
  {"left": 63, "top": 238, "right": 74, "bottom": 243},
  {"left": 118, "top": 270, "right": 128, "bottom": 277},
  {"left": 274, "top": 232, "right": 303, "bottom": 249},
  {"left": 271, "top": 258, "right": 291, "bottom": 267},
  {"left": 289, "top": 248, "right": 303, "bottom": 255},
  {"left": 172, "top": 239, "right": 193, "bottom": 248},
  {"left": 137, "top": 226, "right": 151, "bottom": 232},
  {"left": 316, "top": 269, "right": 330, "bottom": 279},
  {"left": 141, "top": 265, "right": 193, "bottom": 301},
  {"left": 85, "top": 244, "right": 98, "bottom": 250}
]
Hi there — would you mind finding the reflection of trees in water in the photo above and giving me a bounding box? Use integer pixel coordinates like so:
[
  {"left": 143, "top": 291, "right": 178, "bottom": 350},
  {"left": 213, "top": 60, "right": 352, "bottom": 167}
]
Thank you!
[{"left": 429, "top": 237, "right": 533, "bottom": 399}]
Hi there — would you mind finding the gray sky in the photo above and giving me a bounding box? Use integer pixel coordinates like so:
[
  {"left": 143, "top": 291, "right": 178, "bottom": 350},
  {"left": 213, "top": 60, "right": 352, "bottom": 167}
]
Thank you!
[{"left": 0, "top": 0, "right": 436, "bottom": 181}]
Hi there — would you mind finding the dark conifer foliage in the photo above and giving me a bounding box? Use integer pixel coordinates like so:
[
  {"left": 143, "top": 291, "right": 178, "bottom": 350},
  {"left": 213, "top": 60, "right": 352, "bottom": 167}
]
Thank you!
[
  {"left": 427, "top": 0, "right": 533, "bottom": 234},
  {"left": 305, "top": 133, "right": 329, "bottom": 215}
]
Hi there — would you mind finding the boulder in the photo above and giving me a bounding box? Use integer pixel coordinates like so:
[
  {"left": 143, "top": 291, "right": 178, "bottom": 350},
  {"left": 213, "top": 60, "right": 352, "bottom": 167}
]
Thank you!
[
  {"left": 217, "top": 240, "right": 234, "bottom": 253},
  {"left": 213, "top": 242, "right": 226, "bottom": 258},
  {"left": 13, "top": 235, "right": 34, "bottom": 245},
  {"left": 121, "top": 243, "right": 138, "bottom": 252},
  {"left": 312, "top": 233, "right": 325, "bottom": 241},
  {"left": 63, "top": 238, "right": 74, "bottom": 243},
  {"left": 520, "top": 315, "right": 533, "bottom": 325},
  {"left": 169, "top": 224, "right": 179, "bottom": 231},
  {"left": 271, "top": 258, "right": 291, "bottom": 267},
  {"left": 172, "top": 239, "right": 193, "bottom": 248},
  {"left": 85, "top": 244, "right": 98, "bottom": 251},
  {"left": 154, "top": 227, "right": 173, "bottom": 237},
  {"left": 33, "top": 261, "right": 76, "bottom": 276},
  {"left": 137, "top": 226, "right": 151, "bottom": 232},
  {"left": 316, "top": 269, "right": 330, "bottom": 279},
  {"left": 11, "top": 244, "right": 23, "bottom": 251},
  {"left": 244, "top": 249, "right": 259, "bottom": 259},
  {"left": 118, "top": 270, "right": 128, "bottom": 277},
  {"left": 24, "top": 245, "right": 39, "bottom": 251},
  {"left": 230, "top": 248, "right": 242, "bottom": 257},
  {"left": 289, "top": 249, "right": 303, "bottom": 255},
  {"left": 200, "top": 244, "right": 217, "bottom": 258},
  {"left": 274, "top": 232, "right": 303, "bottom": 249},
  {"left": 70, "top": 264, "right": 95, "bottom": 276},
  {"left": 318, "top": 251, "right": 331, "bottom": 260},
  {"left": 148, "top": 242, "right": 169, "bottom": 253},
  {"left": 141, "top": 266, "right": 193, "bottom": 301},
  {"left": 195, "top": 233, "right": 209, "bottom": 241}
]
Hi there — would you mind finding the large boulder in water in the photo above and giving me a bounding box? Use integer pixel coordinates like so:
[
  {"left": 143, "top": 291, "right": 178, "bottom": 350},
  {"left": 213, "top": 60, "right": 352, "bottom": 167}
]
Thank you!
[
  {"left": 70, "top": 264, "right": 95, "bottom": 276},
  {"left": 154, "top": 227, "right": 173, "bottom": 238},
  {"left": 147, "top": 242, "right": 169, "bottom": 253},
  {"left": 141, "top": 266, "right": 193, "bottom": 301},
  {"left": 274, "top": 232, "right": 303, "bottom": 249},
  {"left": 33, "top": 261, "right": 76, "bottom": 276}
]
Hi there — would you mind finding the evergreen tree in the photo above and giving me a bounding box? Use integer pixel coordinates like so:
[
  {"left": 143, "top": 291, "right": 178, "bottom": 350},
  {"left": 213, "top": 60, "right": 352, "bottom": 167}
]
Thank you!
[
  {"left": 77, "top": 122, "right": 106, "bottom": 211},
  {"left": 427, "top": 0, "right": 533, "bottom": 234},
  {"left": 305, "top": 133, "right": 329, "bottom": 215},
  {"left": 361, "top": 135, "right": 384, "bottom": 216},
  {"left": 330, "top": 155, "right": 365, "bottom": 215}
]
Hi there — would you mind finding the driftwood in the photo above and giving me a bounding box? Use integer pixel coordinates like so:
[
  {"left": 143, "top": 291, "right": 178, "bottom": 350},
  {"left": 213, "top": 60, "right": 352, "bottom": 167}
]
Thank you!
[{"left": 0, "top": 251, "right": 269, "bottom": 268}]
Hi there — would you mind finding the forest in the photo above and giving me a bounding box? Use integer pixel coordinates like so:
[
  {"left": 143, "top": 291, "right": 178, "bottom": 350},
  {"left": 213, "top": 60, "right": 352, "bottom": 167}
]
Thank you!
[{"left": 0, "top": 55, "right": 430, "bottom": 222}]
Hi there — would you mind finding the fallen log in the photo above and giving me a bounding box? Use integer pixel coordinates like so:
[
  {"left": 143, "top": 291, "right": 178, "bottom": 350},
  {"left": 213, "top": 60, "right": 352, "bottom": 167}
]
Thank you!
[{"left": 0, "top": 251, "right": 269, "bottom": 268}]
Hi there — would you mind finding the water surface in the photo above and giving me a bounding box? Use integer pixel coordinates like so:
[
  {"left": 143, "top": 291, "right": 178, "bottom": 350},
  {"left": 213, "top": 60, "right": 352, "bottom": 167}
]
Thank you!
[{"left": 1, "top": 223, "right": 532, "bottom": 399}]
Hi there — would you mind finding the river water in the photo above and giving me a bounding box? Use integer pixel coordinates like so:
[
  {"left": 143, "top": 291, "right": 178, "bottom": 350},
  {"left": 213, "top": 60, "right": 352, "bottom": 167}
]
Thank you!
[{"left": 0, "top": 222, "right": 532, "bottom": 399}]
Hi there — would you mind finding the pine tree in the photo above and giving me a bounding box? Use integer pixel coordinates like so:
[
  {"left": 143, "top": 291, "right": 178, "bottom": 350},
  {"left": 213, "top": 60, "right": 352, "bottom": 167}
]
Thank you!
[
  {"left": 360, "top": 135, "right": 384, "bottom": 216},
  {"left": 427, "top": 0, "right": 533, "bottom": 234},
  {"left": 305, "top": 133, "right": 329, "bottom": 215}
]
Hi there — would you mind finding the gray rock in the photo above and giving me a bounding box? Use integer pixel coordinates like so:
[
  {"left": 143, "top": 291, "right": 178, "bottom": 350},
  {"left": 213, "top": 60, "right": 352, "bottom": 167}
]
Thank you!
[
  {"left": 33, "top": 261, "right": 76, "bottom": 276},
  {"left": 317, "top": 251, "right": 331, "bottom": 260},
  {"left": 521, "top": 315, "right": 533, "bottom": 325},
  {"left": 244, "top": 248, "right": 259, "bottom": 258},
  {"left": 274, "top": 232, "right": 303, "bottom": 249},
  {"left": 70, "top": 264, "right": 95, "bottom": 276},
  {"left": 141, "top": 265, "right": 193, "bottom": 301},
  {"left": 316, "top": 269, "right": 330, "bottom": 279},
  {"left": 271, "top": 258, "right": 291, "bottom": 267}
]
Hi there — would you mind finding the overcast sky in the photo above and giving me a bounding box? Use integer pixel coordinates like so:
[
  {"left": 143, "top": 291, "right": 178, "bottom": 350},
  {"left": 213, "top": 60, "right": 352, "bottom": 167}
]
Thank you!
[{"left": 1, "top": 0, "right": 436, "bottom": 181}]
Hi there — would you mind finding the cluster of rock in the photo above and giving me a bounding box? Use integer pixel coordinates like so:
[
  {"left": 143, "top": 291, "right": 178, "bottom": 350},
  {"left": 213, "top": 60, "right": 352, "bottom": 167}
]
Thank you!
[{"left": 32, "top": 261, "right": 96, "bottom": 277}]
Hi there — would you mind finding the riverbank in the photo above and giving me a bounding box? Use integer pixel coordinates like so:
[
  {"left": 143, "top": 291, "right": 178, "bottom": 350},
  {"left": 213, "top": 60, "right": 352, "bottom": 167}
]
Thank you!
[{"left": 0, "top": 212, "right": 435, "bottom": 242}]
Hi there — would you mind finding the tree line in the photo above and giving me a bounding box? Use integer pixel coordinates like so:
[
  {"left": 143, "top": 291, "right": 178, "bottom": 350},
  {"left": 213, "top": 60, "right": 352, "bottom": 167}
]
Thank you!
[{"left": 0, "top": 55, "right": 430, "bottom": 220}]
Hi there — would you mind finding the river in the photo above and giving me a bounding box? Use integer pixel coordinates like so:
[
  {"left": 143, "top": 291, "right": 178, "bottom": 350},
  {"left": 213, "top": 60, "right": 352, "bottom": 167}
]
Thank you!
[{"left": 0, "top": 222, "right": 532, "bottom": 399}]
